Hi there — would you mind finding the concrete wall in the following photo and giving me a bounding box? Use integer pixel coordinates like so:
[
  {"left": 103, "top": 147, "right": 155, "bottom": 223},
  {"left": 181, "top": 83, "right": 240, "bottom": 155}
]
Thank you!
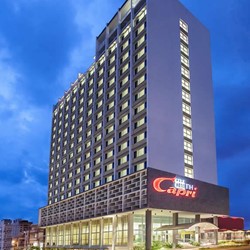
[{"left": 147, "top": 0, "right": 217, "bottom": 184}]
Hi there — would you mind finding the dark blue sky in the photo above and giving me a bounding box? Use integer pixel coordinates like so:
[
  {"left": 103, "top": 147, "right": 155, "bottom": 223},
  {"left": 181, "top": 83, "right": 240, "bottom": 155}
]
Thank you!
[{"left": 0, "top": 0, "right": 249, "bottom": 228}]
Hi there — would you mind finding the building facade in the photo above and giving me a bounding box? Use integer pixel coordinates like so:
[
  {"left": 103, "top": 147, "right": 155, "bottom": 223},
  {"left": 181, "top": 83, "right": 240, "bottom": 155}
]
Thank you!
[
  {"left": 0, "top": 220, "right": 12, "bottom": 250},
  {"left": 39, "top": 0, "right": 229, "bottom": 249}
]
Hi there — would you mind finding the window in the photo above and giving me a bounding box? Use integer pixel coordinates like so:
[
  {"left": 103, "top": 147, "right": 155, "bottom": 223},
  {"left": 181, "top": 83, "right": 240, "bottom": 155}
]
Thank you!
[
  {"left": 182, "top": 78, "right": 190, "bottom": 91},
  {"left": 105, "top": 175, "right": 113, "bottom": 183},
  {"left": 119, "top": 168, "right": 128, "bottom": 178},
  {"left": 105, "top": 150, "right": 114, "bottom": 159},
  {"left": 183, "top": 127, "right": 192, "bottom": 140},
  {"left": 180, "top": 31, "right": 188, "bottom": 44},
  {"left": 184, "top": 140, "right": 193, "bottom": 152},
  {"left": 185, "top": 167, "right": 193, "bottom": 178},
  {"left": 118, "top": 141, "right": 129, "bottom": 152},
  {"left": 118, "top": 155, "right": 129, "bottom": 165},
  {"left": 134, "top": 147, "right": 146, "bottom": 158},
  {"left": 106, "top": 137, "right": 114, "bottom": 146},
  {"left": 105, "top": 162, "right": 113, "bottom": 171},
  {"left": 119, "top": 113, "right": 129, "bottom": 125},
  {"left": 120, "top": 88, "right": 129, "bottom": 99},
  {"left": 181, "top": 54, "right": 189, "bottom": 67},
  {"left": 134, "top": 117, "right": 146, "bottom": 129},
  {"left": 182, "top": 103, "right": 191, "bottom": 115},
  {"left": 107, "top": 112, "right": 115, "bottom": 122},
  {"left": 180, "top": 19, "right": 188, "bottom": 32},
  {"left": 183, "top": 115, "right": 192, "bottom": 128},
  {"left": 182, "top": 90, "right": 191, "bottom": 103},
  {"left": 120, "top": 100, "right": 129, "bottom": 111},
  {"left": 120, "top": 63, "right": 129, "bottom": 76},
  {"left": 120, "top": 75, "right": 129, "bottom": 87},
  {"left": 107, "top": 101, "right": 115, "bottom": 111},
  {"left": 180, "top": 43, "right": 189, "bottom": 56},
  {"left": 135, "top": 61, "right": 146, "bottom": 75},
  {"left": 135, "top": 88, "right": 146, "bottom": 101},
  {"left": 119, "top": 127, "right": 129, "bottom": 138},
  {"left": 134, "top": 131, "right": 146, "bottom": 143},
  {"left": 107, "top": 89, "right": 115, "bottom": 99},
  {"left": 135, "top": 161, "right": 146, "bottom": 171},
  {"left": 135, "top": 22, "right": 146, "bottom": 37},
  {"left": 121, "top": 39, "right": 129, "bottom": 52},
  {"left": 135, "top": 74, "right": 146, "bottom": 87},
  {"left": 106, "top": 125, "right": 115, "bottom": 134},
  {"left": 120, "top": 51, "right": 129, "bottom": 64},
  {"left": 135, "top": 102, "right": 146, "bottom": 114},
  {"left": 181, "top": 66, "right": 190, "bottom": 79},
  {"left": 94, "top": 168, "right": 101, "bottom": 177},
  {"left": 184, "top": 153, "right": 193, "bottom": 165},
  {"left": 135, "top": 34, "right": 146, "bottom": 49}
]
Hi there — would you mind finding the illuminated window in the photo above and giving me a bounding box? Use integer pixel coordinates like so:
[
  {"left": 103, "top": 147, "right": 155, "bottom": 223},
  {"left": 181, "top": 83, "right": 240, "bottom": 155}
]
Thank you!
[
  {"left": 181, "top": 54, "right": 189, "bottom": 67},
  {"left": 105, "top": 175, "right": 113, "bottom": 183},
  {"left": 182, "top": 90, "right": 191, "bottom": 103},
  {"left": 120, "top": 51, "right": 129, "bottom": 64},
  {"left": 106, "top": 137, "right": 114, "bottom": 146},
  {"left": 135, "top": 74, "right": 146, "bottom": 87},
  {"left": 182, "top": 103, "right": 191, "bottom": 115},
  {"left": 119, "top": 127, "right": 129, "bottom": 138},
  {"left": 119, "top": 168, "right": 128, "bottom": 177},
  {"left": 91, "top": 220, "right": 100, "bottom": 245},
  {"left": 180, "top": 31, "right": 188, "bottom": 44},
  {"left": 181, "top": 66, "right": 190, "bottom": 79},
  {"left": 81, "top": 222, "right": 89, "bottom": 245},
  {"left": 120, "top": 75, "right": 129, "bottom": 87},
  {"left": 180, "top": 19, "right": 188, "bottom": 32},
  {"left": 184, "top": 140, "right": 193, "bottom": 152},
  {"left": 105, "top": 163, "right": 113, "bottom": 171},
  {"left": 185, "top": 167, "right": 193, "bottom": 178},
  {"left": 107, "top": 89, "right": 115, "bottom": 99},
  {"left": 135, "top": 34, "right": 146, "bottom": 49},
  {"left": 134, "top": 117, "right": 146, "bottom": 129},
  {"left": 183, "top": 127, "right": 192, "bottom": 139},
  {"left": 119, "top": 113, "right": 129, "bottom": 125},
  {"left": 118, "top": 141, "right": 129, "bottom": 152},
  {"left": 184, "top": 153, "right": 193, "bottom": 165},
  {"left": 134, "top": 131, "right": 146, "bottom": 143},
  {"left": 134, "top": 147, "right": 146, "bottom": 158},
  {"left": 135, "top": 61, "right": 146, "bottom": 75},
  {"left": 180, "top": 43, "right": 189, "bottom": 56},
  {"left": 118, "top": 155, "right": 129, "bottom": 165},
  {"left": 135, "top": 102, "right": 146, "bottom": 114},
  {"left": 183, "top": 115, "right": 192, "bottom": 128},
  {"left": 135, "top": 88, "right": 146, "bottom": 100},
  {"left": 182, "top": 78, "right": 190, "bottom": 91},
  {"left": 105, "top": 150, "right": 114, "bottom": 159}
]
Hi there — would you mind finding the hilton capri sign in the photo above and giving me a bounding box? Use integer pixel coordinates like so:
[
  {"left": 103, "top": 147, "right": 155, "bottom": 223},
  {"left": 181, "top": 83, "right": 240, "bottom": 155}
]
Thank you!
[{"left": 153, "top": 176, "right": 198, "bottom": 198}]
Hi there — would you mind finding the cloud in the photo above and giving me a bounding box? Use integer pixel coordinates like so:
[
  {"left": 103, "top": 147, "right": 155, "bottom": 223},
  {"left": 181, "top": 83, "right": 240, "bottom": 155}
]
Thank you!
[{"left": 57, "top": 0, "right": 124, "bottom": 88}]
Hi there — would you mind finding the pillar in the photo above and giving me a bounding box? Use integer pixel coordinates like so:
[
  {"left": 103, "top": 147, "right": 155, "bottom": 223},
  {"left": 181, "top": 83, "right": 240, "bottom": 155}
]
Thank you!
[
  {"left": 145, "top": 210, "right": 152, "bottom": 250},
  {"left": 128, "top": 213, "right": 134, "bottom": 250},
  {"left": 172, "top": 213, "right": 178, "bottom": 248},
  {"left": 112, "top": 216, "right": 117, "bottom": 250},
  {"left": 195, "top": 226, "right": 200, "bottom": 244}
]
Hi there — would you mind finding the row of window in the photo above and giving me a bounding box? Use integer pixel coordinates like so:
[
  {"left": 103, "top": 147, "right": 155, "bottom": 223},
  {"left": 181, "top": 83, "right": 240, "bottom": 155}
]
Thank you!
[{"left": 180, "top": 19, "right": 194, "bottom": 179}]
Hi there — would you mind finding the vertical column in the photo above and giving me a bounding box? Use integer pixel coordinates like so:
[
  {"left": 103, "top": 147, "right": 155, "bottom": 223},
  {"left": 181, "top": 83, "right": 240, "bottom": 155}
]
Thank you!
[
  {"left": 128, "top": 213, "right": 134, "bottom": 250},
  {"left": 112, "top": 216, "right": 118, "bottom": 250},
  {"left": 100, "top": 218, "right": 104, "bottom": 248},
  {"left": 145, "top": 210, "right": 152, "bottom": 250},
  {"left": 195, "top": 226, "right": 200, "bottom": 244},
  {"left": 89, "top": 220, "right": 92, "bottom": 248},
  {"left": 172, "top": 213, "right": 178, "bottom": 248}
]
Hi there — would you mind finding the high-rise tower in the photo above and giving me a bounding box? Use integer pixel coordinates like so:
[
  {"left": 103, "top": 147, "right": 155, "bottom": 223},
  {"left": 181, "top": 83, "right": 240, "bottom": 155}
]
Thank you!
[{"left": 39, "top": 1, "right": 229, "bottom": 249}]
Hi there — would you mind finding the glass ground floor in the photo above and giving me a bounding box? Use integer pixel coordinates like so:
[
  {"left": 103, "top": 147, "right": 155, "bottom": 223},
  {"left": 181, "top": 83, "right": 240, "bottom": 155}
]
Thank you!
[{"left": 44, "top": 208, "right": 220, "bottom": 250}]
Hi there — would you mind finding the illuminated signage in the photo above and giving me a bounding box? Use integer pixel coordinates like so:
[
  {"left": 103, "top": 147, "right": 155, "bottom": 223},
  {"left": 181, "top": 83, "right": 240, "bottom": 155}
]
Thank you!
[{"left": 153, "top": 176, "right": 198, "bottom": 198}]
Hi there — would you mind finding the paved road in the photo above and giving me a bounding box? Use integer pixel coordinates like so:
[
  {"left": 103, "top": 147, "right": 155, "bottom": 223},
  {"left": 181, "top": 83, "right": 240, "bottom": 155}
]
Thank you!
[{"left": 219, "top": 246, "right": 250, "bottom": 250}]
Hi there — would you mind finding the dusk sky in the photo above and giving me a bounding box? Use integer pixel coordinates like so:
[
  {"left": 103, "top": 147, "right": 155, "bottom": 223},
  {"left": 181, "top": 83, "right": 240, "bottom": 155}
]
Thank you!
[{"left": 0, "top": 0, "right": 249, "bottom": 228}]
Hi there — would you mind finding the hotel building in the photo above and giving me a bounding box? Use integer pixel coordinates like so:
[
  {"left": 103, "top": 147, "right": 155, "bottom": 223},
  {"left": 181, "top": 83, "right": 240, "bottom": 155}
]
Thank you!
[{"left": 39, "top": 0, "right": 229, "bottom": 249}]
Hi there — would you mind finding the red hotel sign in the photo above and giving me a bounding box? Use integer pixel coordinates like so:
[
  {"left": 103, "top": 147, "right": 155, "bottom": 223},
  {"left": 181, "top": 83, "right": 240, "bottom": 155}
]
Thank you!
[{"left": 153, "top": 176, "right": 198, "bottom": 198}]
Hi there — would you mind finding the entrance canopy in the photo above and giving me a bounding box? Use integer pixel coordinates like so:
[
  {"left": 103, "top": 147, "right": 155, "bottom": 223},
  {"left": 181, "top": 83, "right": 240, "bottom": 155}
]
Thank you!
[{"left": 155, "top": 222, "right": 218, "bottom": 231}]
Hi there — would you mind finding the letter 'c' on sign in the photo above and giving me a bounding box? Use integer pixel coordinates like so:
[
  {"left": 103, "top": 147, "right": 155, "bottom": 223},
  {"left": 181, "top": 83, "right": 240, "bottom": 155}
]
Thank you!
[{"left": 153, "top": 177, "right": 176, "bottom": 192}]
